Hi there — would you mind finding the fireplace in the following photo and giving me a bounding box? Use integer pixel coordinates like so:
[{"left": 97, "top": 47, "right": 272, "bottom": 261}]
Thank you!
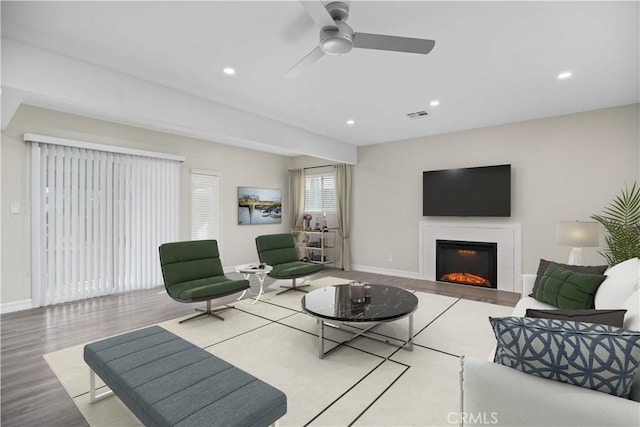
[
  {"left": 436, "top": 240, "right": 497, "bottom": 289},
  {"left": 419, "top": 220, "right": 521, "bottom": 292}
]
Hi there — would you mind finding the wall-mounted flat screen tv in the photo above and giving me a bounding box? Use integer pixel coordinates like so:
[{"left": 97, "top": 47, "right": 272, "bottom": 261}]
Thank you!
[{"left": 422, "top": 164, "right": 511, "bottom": 217}]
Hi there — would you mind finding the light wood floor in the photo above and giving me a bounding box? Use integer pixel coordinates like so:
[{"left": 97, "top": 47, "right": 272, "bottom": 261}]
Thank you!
[{"left": 0, "top": 269, "right": 519, "bottom": 427}]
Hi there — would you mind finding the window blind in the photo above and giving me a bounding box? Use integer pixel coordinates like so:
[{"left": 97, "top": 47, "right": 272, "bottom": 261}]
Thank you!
[
  {"left": 305, "top": 170, "right": 336, "bottom": 212},
  {"left": 191, "top": 171, "right": 220, "bottom": 241},
  {"left": 30, "top": 142, "right": 180, "bottom": 306}
]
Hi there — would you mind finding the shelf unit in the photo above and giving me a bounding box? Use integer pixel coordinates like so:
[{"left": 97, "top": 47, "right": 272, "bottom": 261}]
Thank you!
[{"left": 291, "top": 228, "right": 338, "bottom": 267}]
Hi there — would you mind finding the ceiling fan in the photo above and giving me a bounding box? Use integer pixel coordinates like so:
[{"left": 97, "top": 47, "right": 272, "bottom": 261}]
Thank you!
[{"left": 285, "top": 1, "right": 436, "bottom": 78}]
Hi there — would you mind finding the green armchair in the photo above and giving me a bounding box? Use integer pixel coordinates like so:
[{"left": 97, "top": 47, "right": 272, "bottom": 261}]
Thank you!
[
  {"left": 255, "top": 233, "right": 324, "bottom": 295},
  {"left": 159, "top": 240, "right": 250, "bottom": 323}
]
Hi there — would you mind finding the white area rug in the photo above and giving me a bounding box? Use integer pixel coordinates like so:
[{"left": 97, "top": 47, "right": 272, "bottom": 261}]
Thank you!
[{"left": 43, "top": 277, "right": 513, "bottom": 427}]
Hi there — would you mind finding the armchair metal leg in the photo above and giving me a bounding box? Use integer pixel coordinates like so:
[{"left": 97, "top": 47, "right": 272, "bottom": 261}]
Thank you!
[
  {"left": 276, "top": 278, "right": 311, "bottom": 295},
  {"left": 179, "top": 300, "right": 232, "bottom": 323}
]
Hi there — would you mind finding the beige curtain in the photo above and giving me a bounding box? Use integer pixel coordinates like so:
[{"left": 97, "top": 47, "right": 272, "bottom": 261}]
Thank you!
[
  {"left": 289, "top": 168, "right": 305, "bottom": 229},
  {"left": 334, "top": 164, "right": 352, "bottom": 270}
]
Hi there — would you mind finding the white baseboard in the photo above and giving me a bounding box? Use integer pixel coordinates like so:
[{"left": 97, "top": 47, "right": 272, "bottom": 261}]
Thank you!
[
  {"left": 350, "top": 264, "right": 419, "bottom": 280},
  {"left": 1, "top": 299, "right": 33, "bottom": 314}
]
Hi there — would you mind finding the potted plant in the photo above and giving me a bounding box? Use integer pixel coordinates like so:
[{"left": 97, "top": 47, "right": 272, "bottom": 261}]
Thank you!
[{"left": 590, "top": 182, "right": 640, "bottom": 265}]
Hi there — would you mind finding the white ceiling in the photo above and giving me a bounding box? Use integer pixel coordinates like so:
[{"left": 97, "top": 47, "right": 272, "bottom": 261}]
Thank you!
[{"left": 2, "top": 1, "right": 639, "bottom": 152}]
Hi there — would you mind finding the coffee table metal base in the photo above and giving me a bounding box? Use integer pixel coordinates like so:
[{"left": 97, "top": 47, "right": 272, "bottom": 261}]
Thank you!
[{"left": 315, "top": 313, "right": 414, "bottom": 359}]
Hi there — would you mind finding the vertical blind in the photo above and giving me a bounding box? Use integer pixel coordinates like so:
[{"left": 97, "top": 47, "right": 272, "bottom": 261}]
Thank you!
[
  {"left": 305, "top": 170, "right": 336, "bottom": 212},
  {"left": 191, "top": 171, "right": 220, "bottom": 241},
  {"left": 30, "top": 142, "right": 180, "bottom": 306}
]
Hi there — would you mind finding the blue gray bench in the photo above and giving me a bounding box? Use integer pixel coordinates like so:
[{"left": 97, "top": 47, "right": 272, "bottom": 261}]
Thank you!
[{"left": 83, "top": 326, "right": 287, "bottom": 427}]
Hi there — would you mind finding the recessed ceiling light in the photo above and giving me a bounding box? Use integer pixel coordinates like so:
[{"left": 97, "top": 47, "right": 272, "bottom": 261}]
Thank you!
[
  {"left": 223, "top": 67, "right": 236, "bottom": 76},
  {"left": 430, "top": 100, "right": 440, "bottom": 107},
  {"left": 558, "top": 71, "right": 572, "bottom": 80},
  {"left": 346, "top": 119, "right": 355, "bottom": 125}
]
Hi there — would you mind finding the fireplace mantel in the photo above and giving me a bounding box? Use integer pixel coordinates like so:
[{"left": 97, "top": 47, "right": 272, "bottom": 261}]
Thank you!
[{"left": 418, "top": 220, "right": 522, "bottom": 293}]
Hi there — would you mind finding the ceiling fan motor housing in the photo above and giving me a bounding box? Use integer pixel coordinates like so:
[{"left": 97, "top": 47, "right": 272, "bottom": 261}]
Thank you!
[
  {"left": 326, "top": 2, "right": 350, "bottom": 21},
  {"left": 320, "top": 21, "right": 354, "bottom": 55}
]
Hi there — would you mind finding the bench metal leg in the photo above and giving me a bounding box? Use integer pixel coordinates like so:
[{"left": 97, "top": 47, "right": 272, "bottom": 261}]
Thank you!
[{"left": 89, "top": 369, "right": 113, "bottom": 403}]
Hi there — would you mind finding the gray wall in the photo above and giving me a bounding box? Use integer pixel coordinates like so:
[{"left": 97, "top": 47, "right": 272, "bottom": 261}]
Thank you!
[
  {"left": 346, "top": 104, "right": 639, "bottom": 277},
  {"left": 1, "top": 105, "right": 291, "bottom": 306}
]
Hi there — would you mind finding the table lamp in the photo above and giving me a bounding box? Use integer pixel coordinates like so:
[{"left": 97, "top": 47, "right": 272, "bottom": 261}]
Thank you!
[{"left": 557, "top": 221, "right": 600, "bottom": 265}]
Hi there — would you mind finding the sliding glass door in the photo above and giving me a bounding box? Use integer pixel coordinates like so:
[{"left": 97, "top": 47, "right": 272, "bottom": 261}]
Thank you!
[{"left": 30, "top": 141, "right": 180, "bottom": 306}]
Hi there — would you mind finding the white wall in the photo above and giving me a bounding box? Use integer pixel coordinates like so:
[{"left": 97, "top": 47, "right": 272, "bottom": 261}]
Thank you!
[
  {"left": 2, "top": 38, "right": 358, "bottom": 164},
  {"left": 2, "top": 103, "right": 638, "bottom": 307},
  {"left": 349, "top": 104, "right": 639, "bottom": 277},
  {"left": 1, "top": 105, "right": 291, "bottom": 306}
]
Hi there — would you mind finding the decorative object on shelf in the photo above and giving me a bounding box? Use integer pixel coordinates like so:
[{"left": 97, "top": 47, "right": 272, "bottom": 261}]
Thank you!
[
  {"left": 238, "top": 187, "right": 282, "bottom": 225},
  {"left": 590, "top": 182, "right": 640, "bottom": 266},
  {"left": 349, "top": 281, "right": 366, "bottom": 303},
  {"left": 557, "top": 220, "right": 600, "bottom": 265},
  {"left": 303, "top": 213, "right": 313, "bottom": 230},
  {"left": 322, "top": 212, "right": 328, "bottom": 231},
  {"left": 314, "top": 215, "right": 321, "bottom": 230}
]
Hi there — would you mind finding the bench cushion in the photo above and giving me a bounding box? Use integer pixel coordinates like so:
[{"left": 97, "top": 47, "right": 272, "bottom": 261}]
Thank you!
[{"left": 84, "top": 326, "right": 286, "bottom": 427}]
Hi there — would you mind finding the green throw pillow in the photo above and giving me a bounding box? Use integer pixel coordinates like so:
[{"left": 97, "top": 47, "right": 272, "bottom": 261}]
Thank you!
[
  {"left": 534, "top": 263, "right": 607, "bottom": 309},
  {"left": 529, "top": 259, "right": 608, "bottom": 297}
]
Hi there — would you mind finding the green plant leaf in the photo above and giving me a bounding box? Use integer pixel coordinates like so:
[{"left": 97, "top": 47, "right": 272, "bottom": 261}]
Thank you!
[{"left": 590, "top": 182, "right": 640, "bottom": 265}]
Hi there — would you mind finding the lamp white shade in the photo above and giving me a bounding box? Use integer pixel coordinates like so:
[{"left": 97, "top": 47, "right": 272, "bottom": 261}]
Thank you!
[
  {"left": 557, "top": 221, "right": 600, "bottom": 247},
  {"left": 557, "top": 221, "right": 600, "bottom": 265}
]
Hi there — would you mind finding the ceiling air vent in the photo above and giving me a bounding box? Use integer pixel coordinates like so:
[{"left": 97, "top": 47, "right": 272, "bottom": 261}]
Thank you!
[{"left": 406, "top": 110, "right": 429, "bottom": 119}]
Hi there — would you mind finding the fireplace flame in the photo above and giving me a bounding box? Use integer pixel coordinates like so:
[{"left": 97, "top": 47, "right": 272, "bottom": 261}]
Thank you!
[
  {"left": 441, "top": 272, "right": 491, "bottom": 286},
  {"left": 457, "top": 249, "right": 477, "bottom": 255}
]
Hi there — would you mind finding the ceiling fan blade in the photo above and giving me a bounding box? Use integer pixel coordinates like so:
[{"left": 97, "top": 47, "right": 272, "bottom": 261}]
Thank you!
[
  {"left": 281, "top": 10, "right": 315, "bottom": 42},
  {"left": 300, "top": 1, "right": 337, "bottom": 30},
  {"left": 353, "top": 32, "right": 436, "bottom": 55},
  {"left": 284, "top": 46, "right": 325, "bottom": 78}
]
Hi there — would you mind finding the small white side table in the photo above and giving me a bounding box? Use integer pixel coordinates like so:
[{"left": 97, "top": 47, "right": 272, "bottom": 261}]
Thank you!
[{"left": 235, "top": 264, "right": 273, "bottom": 304}]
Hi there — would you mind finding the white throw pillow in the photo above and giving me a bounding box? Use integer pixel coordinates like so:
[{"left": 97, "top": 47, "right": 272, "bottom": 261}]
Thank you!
[
  {"left": 594, "top": 257, "right": 640, "bottom": 309},
  {"left": 622, "top": 288, "right": 640, "bottom": 332}
]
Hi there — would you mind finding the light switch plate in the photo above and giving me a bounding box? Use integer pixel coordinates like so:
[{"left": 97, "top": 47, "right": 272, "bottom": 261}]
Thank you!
[{"left": 10, "top": 202, "right": 21, "bottom": 214}]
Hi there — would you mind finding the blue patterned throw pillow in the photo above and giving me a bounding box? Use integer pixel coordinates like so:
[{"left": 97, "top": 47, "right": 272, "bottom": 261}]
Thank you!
[{"left": 490, "top": 316, "right": 640, "bottom": 398}]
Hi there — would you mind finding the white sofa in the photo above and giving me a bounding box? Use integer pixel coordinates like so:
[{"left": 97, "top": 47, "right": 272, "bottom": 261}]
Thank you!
[{"left": 461, "top": 258, "right": 640, "bottom": 427}]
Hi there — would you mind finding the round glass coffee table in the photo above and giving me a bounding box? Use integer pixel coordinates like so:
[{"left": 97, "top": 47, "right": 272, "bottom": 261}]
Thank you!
[{"left": 302, "top": 284, "right": 419, "bottom": 359}]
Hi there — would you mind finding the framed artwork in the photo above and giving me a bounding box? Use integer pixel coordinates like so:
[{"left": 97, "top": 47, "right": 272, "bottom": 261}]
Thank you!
[{"left": 238, "top": 187, "right": 282, "bottom": 225}]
